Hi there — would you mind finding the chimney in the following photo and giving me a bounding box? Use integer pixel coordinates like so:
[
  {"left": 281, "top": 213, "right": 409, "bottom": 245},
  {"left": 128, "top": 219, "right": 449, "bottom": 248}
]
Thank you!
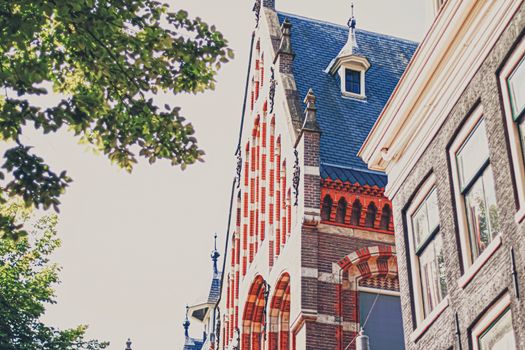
[{"left": 274, "top": 18, "right": 294, "bottom": 74}]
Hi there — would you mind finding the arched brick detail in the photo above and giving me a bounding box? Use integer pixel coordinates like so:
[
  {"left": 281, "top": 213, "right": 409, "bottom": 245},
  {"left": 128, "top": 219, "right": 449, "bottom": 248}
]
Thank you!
[
  {"left": 242, "top": 276, "right": 268, "bottom": 350},
  {"left": 336, "top": 245, "right": 397, "bottom": 278},
  {"left": 334, "top": 246, "right": 398, "bottom": 350},
  {"left": 268, "top": 273, "right": 291, "bottom": 350}
]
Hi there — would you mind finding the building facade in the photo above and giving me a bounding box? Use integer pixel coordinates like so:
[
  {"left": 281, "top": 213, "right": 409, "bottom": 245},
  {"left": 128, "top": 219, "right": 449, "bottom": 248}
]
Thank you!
[
  {"left": 360, "top": 0, "right": 525, "bottom": 349},
  {"left": 184, "top": 1, "right": 419, "bottom": 349}
]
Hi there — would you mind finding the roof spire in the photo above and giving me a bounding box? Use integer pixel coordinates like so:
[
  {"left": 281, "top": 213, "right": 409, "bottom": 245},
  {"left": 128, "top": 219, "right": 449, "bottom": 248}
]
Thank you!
[
  {"left": 125, "top": 338, "right": 132, "bottom": 350},
  {"left": 336, "top": 2, "right": 358, "bottom": 58},
  {"left": 183, "top": 305, "right": 190, "bottom": 338},
  {"left": 211, "top": 233, "right": 220, "bottom": 275}
]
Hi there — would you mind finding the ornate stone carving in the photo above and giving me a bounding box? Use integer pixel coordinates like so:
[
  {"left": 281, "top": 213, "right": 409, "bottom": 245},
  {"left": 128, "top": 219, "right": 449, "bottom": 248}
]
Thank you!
[
  {"left": 269, "top": 66, "right": 277, "bottom": 113},
  {"left": 236, "top": 150, "right": 242, "bottom": 188},
  {"left": 292, "top": 149, "right": 300, "bottom": 206}
]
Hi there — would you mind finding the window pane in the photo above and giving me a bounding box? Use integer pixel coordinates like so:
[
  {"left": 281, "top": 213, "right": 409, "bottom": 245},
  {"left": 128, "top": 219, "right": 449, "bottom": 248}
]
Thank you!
[
  {"left": 427, "top": 189, "right": 440, "bottom": 233},
  {"left": 482, "top": 167, "right": 500, "bottom": 238},
  {"left": 457, "top": 120, "right": 490, "bottom": 189},
  {"left": 478, "top": 309, "right": 516, "bottom": 350},
  {"left": 418, "top": 233, "right": 447, "bottom": 317},
  {"left": 345, "top": 69, "right": 361, "bottom": 95},
  {"left": 464, "top": 165, "right": 499, "bottom": 261},
  {"left": 412, "top": 204, "right": 428, "bottom": 248},
  {"left": 508, "top": 57, "right": 525, "bottom": 120}
]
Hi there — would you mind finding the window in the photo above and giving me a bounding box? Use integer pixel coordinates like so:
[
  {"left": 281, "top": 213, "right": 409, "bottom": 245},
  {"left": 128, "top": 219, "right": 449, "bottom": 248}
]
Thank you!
[
  {"left": 350, "top": 199, "right": 362, "bottom": 226},
  {"left": 321, "top": 195, "right": 333, "bottom": 221},
  {"left": 379, "top": 204, "right": 392, "bottom": 231},
  {"left": 336, "top": 197, "right": 347, "bottom": 224},
  {"left": 409, "top": 187, "right": 447, "bottom": 319},
  {"left": 454, "top": 118, "right": 499, "bottom": 263},
  {"left": 471, "top": 294, "right": 516, "bottom": 350},
  {"left": 500, "top": 39, "right": 525, "bottom": 222},
  {"left": 478, "top": 309, "right": 515, "bottom": 350},
  {"left": 365, "top": 202, "right": 377, "bottom": 228},
  {"left": 345, "top": 69, "right": 361, "bottom": 95}
]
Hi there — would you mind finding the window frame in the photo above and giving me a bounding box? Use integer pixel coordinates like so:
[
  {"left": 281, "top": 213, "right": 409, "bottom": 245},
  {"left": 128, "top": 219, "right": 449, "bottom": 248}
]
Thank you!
[
  {"left": 471, "top": 293, "right": 516, "bottom": 350},
  {"left": 406, "top": 174, "right": 449, "bottom": 334},
  {"left": 499, "top": 36, "right": 525, "bottom": 223},
  {"left": 449, "top": 105, "right": 502, "bottom": 288},
  {"left": 339, "top": 63, "right": 367, "bottom": 99},
  {"left": 345, "top": 68, "right": 361, "bottom": 95}
]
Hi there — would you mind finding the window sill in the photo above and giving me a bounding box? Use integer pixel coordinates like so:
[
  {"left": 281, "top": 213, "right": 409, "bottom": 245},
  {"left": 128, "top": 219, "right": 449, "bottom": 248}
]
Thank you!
[
  {"left": 410, "top": 296, "right": 449, "bottom": 343},
  {"left": 458, "top": 235, "right": 502, "bottom": 288},
  {"left": 515, "top": 206, "right": 525, "bottom": 224},
  {"left": 341, "top": 91, "right": 366, "bottom": 100}
]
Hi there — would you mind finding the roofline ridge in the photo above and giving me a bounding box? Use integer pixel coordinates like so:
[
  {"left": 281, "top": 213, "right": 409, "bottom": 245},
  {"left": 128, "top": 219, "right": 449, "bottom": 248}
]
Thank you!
[
  {"left": 276, "top": 11, "right": 419, "bottom": 46},
  {"left": 320, "top": 162, "right": 386, "bottom": 176}
]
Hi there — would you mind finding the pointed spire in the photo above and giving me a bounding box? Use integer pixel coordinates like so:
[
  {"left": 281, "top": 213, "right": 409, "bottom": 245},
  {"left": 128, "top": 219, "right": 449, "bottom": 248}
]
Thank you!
[
  {"left": 125, "top": 338, "right": 132, "bottom": 350},
  {"left": 183, "top": 305, "right": 190, "bottom": 338},
  {"left": 211, "top": 233, "right": 220, "bottom": 275},
  {"left": 337, "top": 2, "right": 358, "bottom": 58},
  {"left": 301, "top": 89, "right": 320, "bottom": 132}
]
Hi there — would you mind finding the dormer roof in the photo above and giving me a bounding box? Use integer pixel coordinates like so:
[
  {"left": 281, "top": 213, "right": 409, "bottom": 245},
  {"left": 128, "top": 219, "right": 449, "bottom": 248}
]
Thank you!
[{"left": 277, "top": 12, "right": 418, "bottom": 187}]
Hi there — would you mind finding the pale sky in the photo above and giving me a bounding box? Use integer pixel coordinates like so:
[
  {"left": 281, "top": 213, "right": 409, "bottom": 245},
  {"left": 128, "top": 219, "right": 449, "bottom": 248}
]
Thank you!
[{"left": 29, "top": 1, "right": 430, "bottom": 349}]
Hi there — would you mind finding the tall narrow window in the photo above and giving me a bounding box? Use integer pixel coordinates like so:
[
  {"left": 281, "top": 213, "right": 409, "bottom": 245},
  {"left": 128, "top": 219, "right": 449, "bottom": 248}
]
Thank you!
[
  {"left": 471, "top": 294, "right": 516, "bottom": 350},
  {"left": 409, "top": 187, "right": 447, "bottom": 319},
  {"left": 508, "top": 56, "right": 525, "bottom": 163},
  {"left": 455, "top": 119, "right": 499, "bottom": 262},
  {"left": 350, "top": 199, "right": 362, "bottom": 226},
  {"left": 336, "top": 198, "right": 347, "bottom": 224},
  {"left": 365, "top": 202, "right": 377, "bottom": 228},
  {"left": 379, "top": 204, "right": 392, "bottom": 230},
  {"left": 500, "top": 38, "right": 525, "bottom": 222},
  {"left": 321, "top": 195, "right": 333, "bottom": 221},
  {"left": 345, "top": 69, "right": 361, "bottom": 95}
]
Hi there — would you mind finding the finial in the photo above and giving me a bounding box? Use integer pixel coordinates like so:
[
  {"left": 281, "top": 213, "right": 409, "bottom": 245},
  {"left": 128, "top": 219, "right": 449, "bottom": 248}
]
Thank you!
[
  {"left": 348, "top": 2, "right": 356, "bottom": 29},
  {"left": 183, "top": 305, "right": 190, "bottom": 338},
  {"left": 211, "top": 233, "right": 220, "bottom": 275},
  {"left": 300, "top": 88, "right": 320, "bottom": 134},
  {"left": 125, "top": 338, "right": 132, "bottom": 350}
]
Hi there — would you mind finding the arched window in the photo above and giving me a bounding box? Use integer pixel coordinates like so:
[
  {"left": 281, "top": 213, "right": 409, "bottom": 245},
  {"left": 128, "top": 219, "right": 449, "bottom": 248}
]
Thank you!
[
  {"left": 379, "top": 204, "right": 392, "bottom": 230},
  {"left": 365, "top": 202, "right": 378, "bottom": 228},
  {"left": 336, "top": 197, "right": 347, "bottom": 224},
  {"left": 321, "top": 195, "right": 333, "bottom": 221},
  {"left": 350, "top": 199, "right": 362, "bottom": 226}
]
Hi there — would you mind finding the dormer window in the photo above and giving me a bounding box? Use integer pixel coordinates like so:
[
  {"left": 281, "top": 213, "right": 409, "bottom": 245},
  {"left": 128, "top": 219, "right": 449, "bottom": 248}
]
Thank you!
[
  {"left": 325, "top": 12, "right": 370, "bottom": 99},
  {"left": 345, "top": 69, "right": 361, "bottom": 95}
]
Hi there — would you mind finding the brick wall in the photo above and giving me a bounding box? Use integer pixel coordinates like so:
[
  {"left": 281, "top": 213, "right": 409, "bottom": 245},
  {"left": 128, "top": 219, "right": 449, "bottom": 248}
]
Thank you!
[{"left": 391, "top": 4, "right": 525, "bottom": 349}]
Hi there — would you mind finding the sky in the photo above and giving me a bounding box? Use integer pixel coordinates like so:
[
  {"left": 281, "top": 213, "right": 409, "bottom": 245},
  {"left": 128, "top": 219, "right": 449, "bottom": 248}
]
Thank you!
[{"left": 30, "top": 1, "right": 430, "bottom": 349}]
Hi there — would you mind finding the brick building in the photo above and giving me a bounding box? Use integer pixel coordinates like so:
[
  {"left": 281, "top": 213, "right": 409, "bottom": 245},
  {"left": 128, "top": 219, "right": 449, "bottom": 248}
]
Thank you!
[
  {"left": 182, "top": 1, "right": 420, "bottom": 349},
  {"left": 360, "top": 0, "right": 525, "bottom": 349}
]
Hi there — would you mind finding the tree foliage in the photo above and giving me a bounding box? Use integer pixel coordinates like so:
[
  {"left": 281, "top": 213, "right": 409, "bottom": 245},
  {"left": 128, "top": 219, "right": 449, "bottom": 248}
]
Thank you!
[
  {"left": 0, "top": 201, "right": 108, "bottom": 349},
  {"left": 0, "top": 0, "right": 233, "bottom": 238}
]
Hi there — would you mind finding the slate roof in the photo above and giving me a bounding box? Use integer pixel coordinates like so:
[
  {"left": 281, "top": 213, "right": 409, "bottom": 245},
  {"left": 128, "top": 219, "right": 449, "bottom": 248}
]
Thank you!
[
  {"left": 277, "top": 12, "right": 418, "bottom": 187},
  {"left": 183, "top": 338, "right": 204, "bottom": 350},
  {"left": 207, "top": 272, "right": 221, "bottom": 304},
  {"left": 321, "top": 163, "right": 387, "bottom": 188}
]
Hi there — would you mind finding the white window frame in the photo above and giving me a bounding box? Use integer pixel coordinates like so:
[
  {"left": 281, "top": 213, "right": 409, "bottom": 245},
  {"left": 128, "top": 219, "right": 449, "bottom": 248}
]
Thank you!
[
  {"left": 406, "top": 174, "right": 449, "bottom": 342},
  {"left": 449, "top": 105, "right": 502, "bottom": 288},
  {"left": 471, "top": 293, "right": 515, "bottom": 350},
  {"left": 499, "top": 36, "right": 525, "bottom": 223},
  {"left": 339, "top": 60, "right": 367, "bottom": 99}
]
